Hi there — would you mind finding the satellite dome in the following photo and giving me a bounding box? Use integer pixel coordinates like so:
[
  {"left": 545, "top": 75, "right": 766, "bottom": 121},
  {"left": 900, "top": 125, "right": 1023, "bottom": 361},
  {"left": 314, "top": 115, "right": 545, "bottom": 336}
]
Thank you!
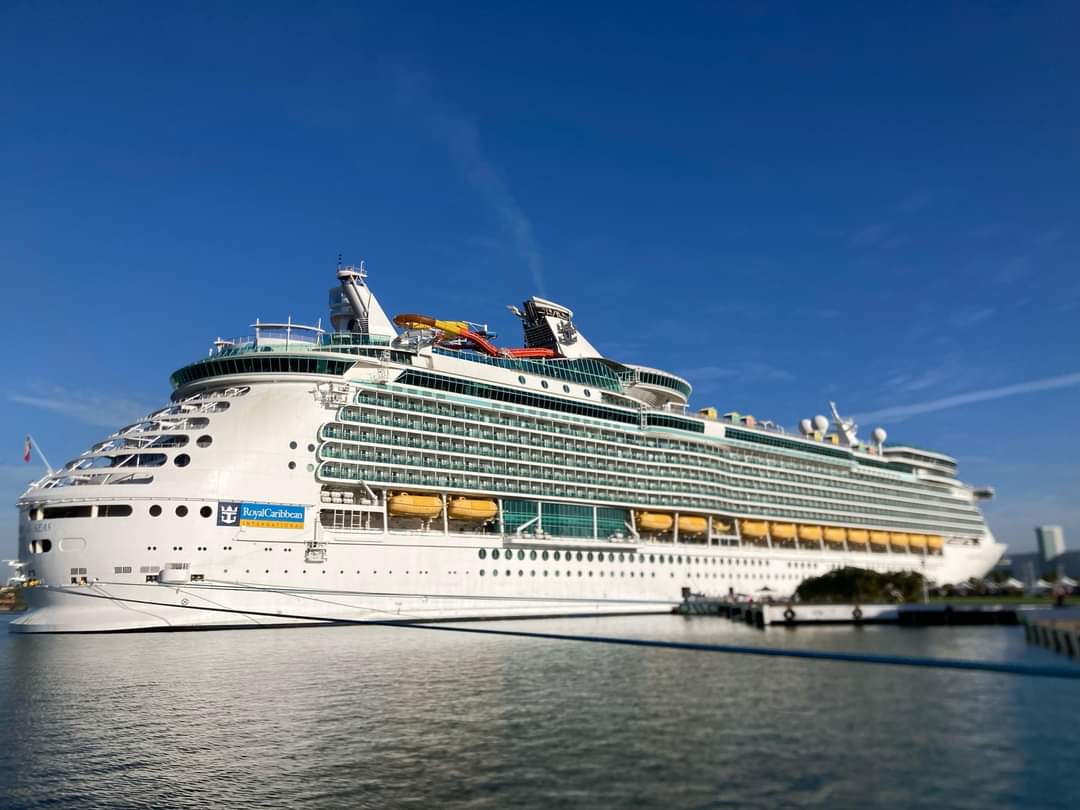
[
  {"left": 813, "top": 414, "right": 829, "bottom": 433},
  {"left": 799, "top": 418, "right": 813, "bottom": 436},
  {"left": 872, "top": 427, "right": 887, "bottom": 445}
]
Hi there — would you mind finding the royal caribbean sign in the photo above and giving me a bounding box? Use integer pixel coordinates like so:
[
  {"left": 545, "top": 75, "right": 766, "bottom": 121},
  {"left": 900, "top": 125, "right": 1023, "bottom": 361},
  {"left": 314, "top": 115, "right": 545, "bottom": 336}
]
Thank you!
[{"left": 217, "top": 501, "right": 306, "bottom": 530}]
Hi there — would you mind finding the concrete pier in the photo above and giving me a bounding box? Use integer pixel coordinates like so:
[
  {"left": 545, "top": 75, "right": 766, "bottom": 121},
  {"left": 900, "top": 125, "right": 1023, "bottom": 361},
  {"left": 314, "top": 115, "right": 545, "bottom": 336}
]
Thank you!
[
  {"left": 675, "top": 597, "right": 1038, "bottom": 627},
  {"left": 1022, "top": 609, "right": 1080, "bottom": 660}
]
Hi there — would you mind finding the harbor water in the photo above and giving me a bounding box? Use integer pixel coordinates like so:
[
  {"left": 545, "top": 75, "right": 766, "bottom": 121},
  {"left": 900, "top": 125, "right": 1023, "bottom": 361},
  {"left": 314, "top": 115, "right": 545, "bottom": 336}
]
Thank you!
[{"left": 1, "top": 614, "right": 1078, "bottom": 809}]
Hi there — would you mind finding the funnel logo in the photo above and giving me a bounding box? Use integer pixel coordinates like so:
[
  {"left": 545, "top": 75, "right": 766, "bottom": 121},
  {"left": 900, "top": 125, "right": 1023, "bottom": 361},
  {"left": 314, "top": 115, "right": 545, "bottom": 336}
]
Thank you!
[{"left": 217, "top": 501, "right": 305, "bottom": 530}]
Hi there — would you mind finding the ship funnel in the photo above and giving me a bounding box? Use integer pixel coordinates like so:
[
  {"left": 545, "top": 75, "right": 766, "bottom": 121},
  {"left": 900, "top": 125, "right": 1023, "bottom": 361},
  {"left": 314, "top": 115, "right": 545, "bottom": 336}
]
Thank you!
[{"left": 330, "top": 262, "right": 398, "bottom": 338}]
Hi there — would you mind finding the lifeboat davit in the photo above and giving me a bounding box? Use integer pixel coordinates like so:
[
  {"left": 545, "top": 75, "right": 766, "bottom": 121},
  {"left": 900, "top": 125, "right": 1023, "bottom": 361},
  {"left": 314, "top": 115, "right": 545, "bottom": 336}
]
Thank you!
[
  {"left": 448, "top": 498, "right": 498, "bottom": 521},
  {"left": 637, "top": 512, "right": 673, "bottom": 532},
  {"left": 388, "top": 493, "right": 442, "bottom": 518},
  {"left": 798, "top": 525, "right": 823, "bottom": 542},
  {"left": 739, "top": 520, "right": 768, "bottom": 538},
  {"left": 771, "top": 523, "right": 797, "bottom": 541},
  {"left": 712, "top": 518, "right": 733, "bottom": 534},
  {"left": 823, "top": 526, "right": 847, "bottom": 543},
  {"left": 677, "top": 515, "right": 708, "bottom": 535}
]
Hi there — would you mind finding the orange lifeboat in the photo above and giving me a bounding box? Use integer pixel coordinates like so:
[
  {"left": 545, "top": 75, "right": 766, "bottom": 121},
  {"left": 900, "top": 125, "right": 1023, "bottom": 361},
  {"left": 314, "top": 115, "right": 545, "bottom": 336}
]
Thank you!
[
  {"left": 447, "top": 498, "right": 498, "bottom": 521},
  {"left": 847, "top": 529, "right": 869, "bottom": 546},
  {"left": 711, "top": 518, "right": 733, "bottom": 534},
  {"left": 637, "top": 512, "right": 674, "bottom": 532},
  {"left": 771, "top": 523, "right": 797, "bottom": 541},
  {"left": 677, "top": 515, "right": 708, "bottom": 535},
  {"left": 908, "top": 534, "right": 927, "bottom": 550},
  {"left": 798, "top": 525, "right": 823, "bottom": 542},
  {"left": 890, "top": 532, "right": 910, "bottom": 550},
  {"left": 927, "top": 535, "right": 945, "bottom": 551},
  {"left": 823, "top": 526, "right": 847, "bottom": 544},
  {"left": 388, "top": 493, "right": 442, "bottom": 518},
  {"left": 739, "top": 520, "right": 769, "bottom": 538},
  {"left": 869, "top": 531, "right": 890, "bottom": 547}
]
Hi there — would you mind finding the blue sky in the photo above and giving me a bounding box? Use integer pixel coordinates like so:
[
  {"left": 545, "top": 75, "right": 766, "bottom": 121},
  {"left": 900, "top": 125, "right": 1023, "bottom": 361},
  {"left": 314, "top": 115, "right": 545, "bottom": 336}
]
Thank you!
[{"left": 1, "top": 2, "right": 1078, "bottom": 557}]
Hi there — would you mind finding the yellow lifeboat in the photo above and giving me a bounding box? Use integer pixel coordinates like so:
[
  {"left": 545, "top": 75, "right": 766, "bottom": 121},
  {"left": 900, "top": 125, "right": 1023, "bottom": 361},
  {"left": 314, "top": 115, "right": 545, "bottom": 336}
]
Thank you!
[
  {"left": 447, "top": 497, "right": 497, "bottom": 521},
  {"left": 637, "top": 512, "right": 674, "bottom": 532},
  {"left": 890, "top": 532, "right": 910, "bottom": 549},
  {"left": 712, "top": 518, "right": 733, "bottom": 534},
  {"left": 798, "top": 525, "right": 823, "bottom": 542},
  {"left": 847, "top": 529, "right": 869, "bottom": 546},
  {"left": 908, "top": 534, "right": 927, "bottom": 550},
  {"left": 388, "top": 492, "right": 442, "bottom": 518},
  {"left": 823, "top": 526, "right": 847, "bottom": 543},
  {"left": 771, "top": 523, "right": 797, "bottom": 541},
  {"left": 677, "top": 515, "right": 708, "bottom": 535},
  {"left": 869, "top": 531, "right": 890, "bottom": 547},
  {"left": 927, "top": 535, "right": 945, "bottom": 551},
  {"left": 739, "top": 520, "right": 768, "bottom": 538}
]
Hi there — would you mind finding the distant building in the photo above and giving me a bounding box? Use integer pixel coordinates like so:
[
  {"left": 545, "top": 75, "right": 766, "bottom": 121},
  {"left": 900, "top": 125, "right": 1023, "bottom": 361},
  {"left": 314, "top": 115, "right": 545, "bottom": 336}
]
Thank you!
[{"left": 1036, "top": 525, "right": 1066, "bottom": 565}]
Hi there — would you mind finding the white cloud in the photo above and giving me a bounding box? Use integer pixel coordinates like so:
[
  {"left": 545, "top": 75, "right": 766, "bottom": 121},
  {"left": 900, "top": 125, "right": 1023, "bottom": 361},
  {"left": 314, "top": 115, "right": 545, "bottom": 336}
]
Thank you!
[
  {"left": 854, "top": 371, "right": 1080, "bottom": 424},
  {"left": 8, "top": 384, "right": 152, "bottom": 428},
  {"left": 393, "top": 67, "right": 547, "bottom": 297},
  {"left": 679, "top": 363, "right": 794, "bottom": 385}
]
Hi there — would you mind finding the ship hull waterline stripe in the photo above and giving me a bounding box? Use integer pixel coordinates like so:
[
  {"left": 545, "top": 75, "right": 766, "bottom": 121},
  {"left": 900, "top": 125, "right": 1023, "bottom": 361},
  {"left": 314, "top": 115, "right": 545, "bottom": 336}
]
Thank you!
[{"left": 14, "top": 589, "right": 1079, "bottom": 680}]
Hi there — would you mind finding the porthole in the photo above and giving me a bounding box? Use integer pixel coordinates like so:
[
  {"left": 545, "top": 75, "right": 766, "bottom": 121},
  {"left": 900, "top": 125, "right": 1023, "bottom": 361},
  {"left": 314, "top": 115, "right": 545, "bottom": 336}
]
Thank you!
[
  {"left": 553, "top": 551, "right": 561, "bottom": 561},
  {"left": 478, "top": 549, "right": 487, "bottom": 559},
  {"left": 542, "top": 550, "right": 549, "bottom": 560},
  {"left": 289, "top": 441, "right": 297, "bottom": 449},
  {"left": 529, "top": 550, "right": 537, "bottom": 560},
  {"left": 174, "top": 453, "right": 190, "bottom": 467},
  {"left": 200, "top": 506, "right": 212, "bottom": 518},
  {"left": 540, "top": 380, "right": 549, "bottom": 389},
  {"left": 149, "top": 505, "right": 162, "bottom": 517},
  {"left": 480, "top": 569, "right": 486, "bottom": 576},
  {"left": 306, "top": 464, "right": 314, "bottom": 472},
  {"left": 492, "top": 549, "right": 500, "bottom": 560},
  {"left": 517, "top": 375, "right": 526, "bottom": 384},
  {"left": 196, "top": 435, "right": 213, "bottom": 448},
  {"left": 576, "top": 551, "right": 583, "bottom": 562},
  {"left": 562, "top": 384, "right": 571, "bottom": 393},
  {"left": 584, "top": 389, "right": 591, "bottom": 397},
  {"left": 307, "top": 443, "right": 315, "bottom": 452},
  {"left": 175, "top": 505, "right": 188, "bottom": 517},
  {"left": 288, "top": 461, "right": 296, "bottom": 470},
  {"left": 517, "top": 550, "right": 525, "bottom": 561},
  {"left": 587, "top": 552, "right": 594, "bottom": 562}
]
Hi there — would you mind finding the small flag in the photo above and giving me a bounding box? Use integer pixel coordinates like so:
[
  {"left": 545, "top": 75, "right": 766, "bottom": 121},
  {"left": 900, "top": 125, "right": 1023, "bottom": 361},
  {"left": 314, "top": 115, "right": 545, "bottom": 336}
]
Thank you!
[{"left": 23, "top": 436, "right": 31, "bottom": 464}]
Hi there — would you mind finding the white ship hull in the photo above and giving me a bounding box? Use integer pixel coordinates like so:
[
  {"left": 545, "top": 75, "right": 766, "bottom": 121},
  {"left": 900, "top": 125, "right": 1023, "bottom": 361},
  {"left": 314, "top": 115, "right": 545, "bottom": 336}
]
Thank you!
[{"left": 11, "top": 528, "right": 1003, "bottom": 633}]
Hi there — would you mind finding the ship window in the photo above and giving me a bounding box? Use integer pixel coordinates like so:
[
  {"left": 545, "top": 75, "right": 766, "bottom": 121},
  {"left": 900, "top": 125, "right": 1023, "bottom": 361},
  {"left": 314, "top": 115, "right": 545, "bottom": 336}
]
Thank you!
[
  {"left": 174, "top": 454, "right": 191, "bottom": 467},
  {"left": 307, "top": 444, "right": 315, "bottom": 452},
  {"left": 563, "top": 384, "right": 571, "bottom": 393},
  {"left": 584, "top": 389, "right": 591, "bottom": 397},
  {"left": 492, "top": 549, "right": 500, "bottom": 560},
  {"left": 553, "top": 551, "right": 561, "bottom": 561},
  {"left": 530, "top": 550, "right": 537, "bottom": 560},
  {"left": 197, "top": 435, "right": 213, "bottom": 448},
  {"left": 43, "top": 505, "right": 92, "bottom": 519},
  {"left": 518, "top": 376, "right": 526, "bottom": 384},
  {"left": 288, "top": 461, "right": 297, "bottom": 470},
  {"left": 541, "top": 551, "right": 549, "bottom": 560},
  {"left": 478, "top": 549, "right": 486, "bottom": 559},
  {"left": 175, "top": 505, "right": 188, "bottom": 517},
  {"left": 98, "top": 505, "right": 132, "bottom": 517},
  {"left": 540, "top": 380, "right": 549, "bottom": 389},
  {"left": 149, "top": 505, "right": 162, "bottom": 516},
  {"left": 517, "top": 550, "right": 525, "bottom": 561},
  {"left": 200, "top": 506, "right": 212, "bottom": 518},
  {"left": 290, "top": 441, "right": 298, "bottom": 449}
]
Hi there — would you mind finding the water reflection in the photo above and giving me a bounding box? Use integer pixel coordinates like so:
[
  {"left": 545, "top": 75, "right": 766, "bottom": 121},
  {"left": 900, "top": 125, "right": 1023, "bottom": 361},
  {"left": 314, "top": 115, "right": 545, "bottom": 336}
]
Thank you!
[{"left": 1, "top": 615, "right": 1077, "bottom": 809}]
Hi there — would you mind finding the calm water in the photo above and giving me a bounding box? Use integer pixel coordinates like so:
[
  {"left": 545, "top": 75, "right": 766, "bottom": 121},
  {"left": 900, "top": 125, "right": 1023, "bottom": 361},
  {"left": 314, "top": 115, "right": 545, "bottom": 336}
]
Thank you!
[{"left": 1, "top": 613, "right": 1078, "bottom": 809}]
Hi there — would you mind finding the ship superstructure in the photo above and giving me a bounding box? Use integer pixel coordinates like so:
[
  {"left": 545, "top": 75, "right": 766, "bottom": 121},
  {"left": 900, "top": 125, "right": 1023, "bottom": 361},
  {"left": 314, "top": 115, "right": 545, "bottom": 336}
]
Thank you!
[{"left": 10, "top": 263, "right": 1004, "bottom": 632}]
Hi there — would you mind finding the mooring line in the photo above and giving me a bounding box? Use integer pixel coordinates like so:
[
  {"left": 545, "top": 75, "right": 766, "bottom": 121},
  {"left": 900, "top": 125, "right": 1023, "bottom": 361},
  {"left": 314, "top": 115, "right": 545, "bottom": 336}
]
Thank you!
[{"left": 371, "top": 622, "right": 1080, "bottom": 680}]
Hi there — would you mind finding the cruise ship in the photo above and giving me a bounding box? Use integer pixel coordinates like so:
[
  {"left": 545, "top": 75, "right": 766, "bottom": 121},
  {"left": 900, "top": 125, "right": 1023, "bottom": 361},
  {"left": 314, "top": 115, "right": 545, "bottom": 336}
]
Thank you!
[{"left": 10, "top": 263, "right": 1004, "bottom": 632}]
